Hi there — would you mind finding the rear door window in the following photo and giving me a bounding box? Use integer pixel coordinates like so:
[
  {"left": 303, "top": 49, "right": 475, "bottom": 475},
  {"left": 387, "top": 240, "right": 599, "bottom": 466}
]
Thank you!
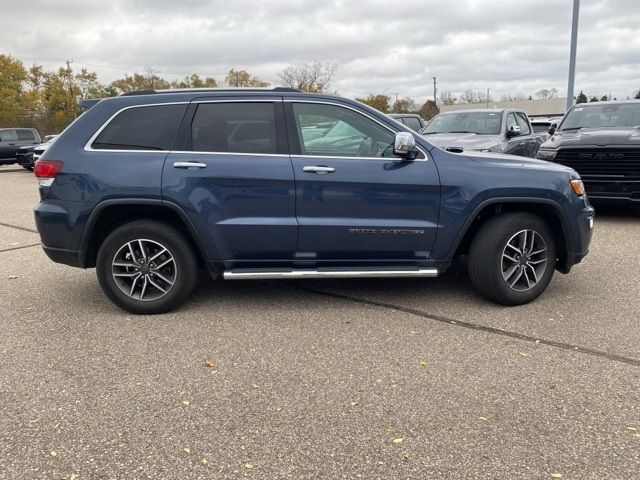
[
  {"left": 92, "top": 104, "right": 187, "bottom": 150},
  {"left": 0, "top": 130, "right": 16, "bottom": 142},
  {"left": 16, "top": 129, "right": 36, "bottom": 141},
  {"left": 191, "top": 102, "right": 277, "bottom": 154}
]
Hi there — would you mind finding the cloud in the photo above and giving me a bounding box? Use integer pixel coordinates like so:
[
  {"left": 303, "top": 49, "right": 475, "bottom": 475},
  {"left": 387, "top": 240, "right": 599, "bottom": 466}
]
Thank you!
[{"left": 3, "top": 0, "right": 639, "bottom": 102}]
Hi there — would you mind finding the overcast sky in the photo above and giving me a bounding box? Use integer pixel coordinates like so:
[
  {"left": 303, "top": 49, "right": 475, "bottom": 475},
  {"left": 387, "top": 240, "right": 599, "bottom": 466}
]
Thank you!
[{"left": 4, "top": 0, "right": 640, "bottom": 103}]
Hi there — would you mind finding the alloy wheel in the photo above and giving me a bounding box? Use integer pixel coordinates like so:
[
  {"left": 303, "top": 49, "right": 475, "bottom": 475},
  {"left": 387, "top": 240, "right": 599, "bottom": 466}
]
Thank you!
[{"left": 501, "top": 229, "right": 548, "bottom": 292}]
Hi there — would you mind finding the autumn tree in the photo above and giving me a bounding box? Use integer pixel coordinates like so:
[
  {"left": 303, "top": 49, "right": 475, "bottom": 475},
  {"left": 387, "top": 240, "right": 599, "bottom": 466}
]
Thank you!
[
  {"left": 173, "top": 74, "right": 218, "bottom": 89},
  {"left": 110, "top": 70, "right": 171, "bottom": 94},
  {"left": 277, "top": 61, "right": 337, "bottom": 93},
  {"left": 392, "top": 97, "right": 418, "bottom": 113},
  {"left": 355, "top": 94, "right": 391, "bottom": 113},
  {"left": 0, "top": 54, "right": 29, "bottom": 126},
  {"left": 225, "top": 69, "right": 268, "bottom": 87},
  {"left": 418, "top": 100, "right": 439, "bottom": 120}
]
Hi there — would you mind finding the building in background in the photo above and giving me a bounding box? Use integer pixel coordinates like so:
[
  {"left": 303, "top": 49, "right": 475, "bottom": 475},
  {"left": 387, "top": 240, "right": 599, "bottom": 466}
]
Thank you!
[{"left": 440, "top": 98, "right": 567, "bottom": 117}]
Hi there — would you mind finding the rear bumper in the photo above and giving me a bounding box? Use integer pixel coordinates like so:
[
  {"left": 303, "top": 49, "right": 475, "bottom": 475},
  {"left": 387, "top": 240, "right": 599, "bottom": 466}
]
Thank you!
[{"left": 42, "top": 245, "right": 83, "bottom": 267}]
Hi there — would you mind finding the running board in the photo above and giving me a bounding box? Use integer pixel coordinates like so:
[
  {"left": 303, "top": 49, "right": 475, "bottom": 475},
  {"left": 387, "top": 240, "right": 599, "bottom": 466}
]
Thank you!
[{"left": 223, "top": 268, "right": 438, "bottom": 280}]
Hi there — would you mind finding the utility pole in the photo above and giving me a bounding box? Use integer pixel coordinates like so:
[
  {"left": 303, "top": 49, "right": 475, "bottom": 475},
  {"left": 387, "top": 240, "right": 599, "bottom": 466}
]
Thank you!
[
  {"left": 567, "top": 0, "right": 580, "bottom": 111},
  {"left": 486, "top": 88, "right": 490, "bottom": 108},
  {"left": 433, "top": 77, "right": 437, "bottom": 105},
  {"left": 65, "top": 60, "right": 75, "bottom": 119},
  {"left": 394, "top": 92, "right": 399, "bottom": 112}
]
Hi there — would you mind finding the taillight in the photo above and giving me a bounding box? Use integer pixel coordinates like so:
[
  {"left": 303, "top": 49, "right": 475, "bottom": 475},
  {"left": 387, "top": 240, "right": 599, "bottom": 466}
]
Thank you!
[{"left": 34, "top": 160, "right": 63, "bottom": 187}]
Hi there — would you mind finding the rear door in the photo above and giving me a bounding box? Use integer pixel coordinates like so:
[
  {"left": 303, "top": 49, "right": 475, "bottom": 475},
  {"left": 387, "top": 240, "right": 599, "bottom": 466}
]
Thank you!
[
  {"left": 162, "top": 98, "right": 297, "bottom": 267},
  {"left": 285, "top": 99, "right": 440, "bottom": 266},
  {"left": 0, "top": 129, "right": 17, "bottom": 160}
]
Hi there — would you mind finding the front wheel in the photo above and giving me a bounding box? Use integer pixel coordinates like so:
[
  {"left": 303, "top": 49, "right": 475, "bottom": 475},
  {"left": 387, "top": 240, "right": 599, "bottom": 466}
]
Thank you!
[
  {"left": 468, "top": 212, "right": 557, "bottom": 305},
  {"left": 96, "top": 220, "right": 198, "bottom": 314}
]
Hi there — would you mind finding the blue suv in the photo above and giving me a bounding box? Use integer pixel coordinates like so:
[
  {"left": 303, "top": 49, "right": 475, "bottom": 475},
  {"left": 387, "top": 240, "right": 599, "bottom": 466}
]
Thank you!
[{"left": 34, "top": 88, "right": 594, "bottom": 314}]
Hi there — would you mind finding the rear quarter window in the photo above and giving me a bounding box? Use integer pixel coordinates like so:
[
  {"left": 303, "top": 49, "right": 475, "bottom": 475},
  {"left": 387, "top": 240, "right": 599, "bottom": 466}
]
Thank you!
[
  {"left": 92, "top": 104, "right": 187, "bottom": 150},
  {"left": 17, "top": 129, "right": 36, "bottom": 141}
]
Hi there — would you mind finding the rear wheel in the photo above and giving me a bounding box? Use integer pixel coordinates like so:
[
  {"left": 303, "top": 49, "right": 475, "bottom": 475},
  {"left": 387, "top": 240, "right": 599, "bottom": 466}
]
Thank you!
[
  {"left": 468, "top": 212, "right": 557, "bottom": 305},
  {"left": 96, "top": 220, "right": 198, "bottom": 314}
]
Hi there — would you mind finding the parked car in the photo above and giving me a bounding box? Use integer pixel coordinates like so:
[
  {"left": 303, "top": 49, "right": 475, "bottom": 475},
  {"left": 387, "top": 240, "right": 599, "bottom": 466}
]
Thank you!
[
  {"left": 389, "top": 114, "right": 427, "bottom": 132},
  {"left": 34, "top": 87, "right": 593, "bottom": 314},
  {"left": 0, "top": 128, "right": 41, "bottom": 165},
  {"left": 421, "top": 109, "right": 545, "bottom": 157},
  {"left": 537, "top": 100, "right": 640, "bottom": 203}
]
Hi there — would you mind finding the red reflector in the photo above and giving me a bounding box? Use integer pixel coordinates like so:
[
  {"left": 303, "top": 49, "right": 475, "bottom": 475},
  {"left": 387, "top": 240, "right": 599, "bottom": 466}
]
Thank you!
[{"left": 34, "top": 160, "right": 63, "bottom": 178}]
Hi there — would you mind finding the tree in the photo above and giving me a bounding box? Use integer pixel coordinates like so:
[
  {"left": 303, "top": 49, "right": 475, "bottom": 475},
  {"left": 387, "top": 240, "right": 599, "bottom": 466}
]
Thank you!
[
  {"left": 600, "top": 95, "right": 608, "bottom": 101},
  {"left": 418, "top": 100, "right": 439, "bottom": 120},
  {"left": 460, "top": 89, "right": 477, "bottom": 104},
  {"left": 277, "top": 61, "right": 337, "bottom": 93},
  {"left": 175, "top": 74, "right": 218, "bottom": 89},
  {"left": 225, "top": 69, "right": 268, "bottom": 88},
  {"left": 110, "top": 71, "right": 171, "bottom": 94},
  {"left": 635, "top": 90, "right": 640, "bottom": 100},
  {"left": 589, "top": 96, "right": 599, "bottom": 102},
  {"left": 355, "top": 94, "right": 391, "bottom": 113},
  {"left": 438, "top": 90, "right": 457, "bottom": 106},
  {"left": 0, "top": 54, "right": 29, "bottom": 126},
  {"left": 392, "top": 97, "right": 418, "bottom": 113},
  {"left": 576, "top": 91, "right": 588, "bottom": 104},
  {"left": 534, "top": 88, "right": 559, "bottom": 99}
]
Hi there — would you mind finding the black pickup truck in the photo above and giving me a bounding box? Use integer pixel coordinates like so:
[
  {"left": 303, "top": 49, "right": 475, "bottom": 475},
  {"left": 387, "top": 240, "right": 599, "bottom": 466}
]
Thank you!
[
  {"left": 421, "top": 109, "right": 545, "bottom": 158},
  {"left": 537, "top": 101, "right": 640, "bottom": 203},
  {"left": 0, "top": 128, "right": 42, "bottom": 165}
]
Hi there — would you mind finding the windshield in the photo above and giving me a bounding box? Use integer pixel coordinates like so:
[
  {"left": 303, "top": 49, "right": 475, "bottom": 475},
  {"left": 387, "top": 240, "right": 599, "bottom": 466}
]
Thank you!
[
  {"left": 561, "top": 103, "right": 640, "bottom": 130},
  {"left": 423, "top": 112, "right": 502, "bottom": 135}
]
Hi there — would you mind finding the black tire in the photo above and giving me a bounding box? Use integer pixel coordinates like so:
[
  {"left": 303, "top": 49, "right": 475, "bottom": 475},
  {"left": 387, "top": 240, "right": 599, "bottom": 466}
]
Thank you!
[
  {"left": 468, "top": 212, "right": 557, "bottom": 306},
  {"left": 96, "top": 220, "right": 198, "bottom": 314}
]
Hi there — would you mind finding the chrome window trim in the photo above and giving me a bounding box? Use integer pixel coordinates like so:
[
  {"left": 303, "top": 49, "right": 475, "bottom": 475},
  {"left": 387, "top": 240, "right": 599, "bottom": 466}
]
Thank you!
[
  {"left": 285, "top": 99, "right": 429, "bottom": 162},
  {"left": 170, "top": 150, "right": 289, "bottom": 158},
  {"left": 83, "top": 102, "right": 190, "bottom": 152}
]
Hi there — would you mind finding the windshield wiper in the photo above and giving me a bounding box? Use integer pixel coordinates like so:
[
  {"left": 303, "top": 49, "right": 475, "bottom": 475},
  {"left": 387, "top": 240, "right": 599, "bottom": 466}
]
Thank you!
[
  {"left": 448, "top": 131, "right": 476, "bottom": 134},
  {"left": 560, "top": 127, "right": 583, "bottom": 131}
]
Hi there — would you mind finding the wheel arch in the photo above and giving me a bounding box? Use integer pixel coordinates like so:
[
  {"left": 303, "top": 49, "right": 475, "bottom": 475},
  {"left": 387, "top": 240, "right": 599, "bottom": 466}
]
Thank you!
[
  {"left": 79, "top": 199, "right": 213, "bottom": 271},
  {"left": 450, "top": 197, "right": 575, "bottom": 273}
]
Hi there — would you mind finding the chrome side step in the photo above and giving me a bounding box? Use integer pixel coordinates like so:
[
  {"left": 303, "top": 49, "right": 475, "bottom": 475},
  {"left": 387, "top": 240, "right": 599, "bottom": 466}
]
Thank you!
[{"left": 223, "top": 268, "right": 438, "bottom": 280}]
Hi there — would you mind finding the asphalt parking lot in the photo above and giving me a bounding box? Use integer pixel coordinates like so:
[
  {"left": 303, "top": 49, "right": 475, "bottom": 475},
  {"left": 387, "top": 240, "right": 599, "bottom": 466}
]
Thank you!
[{"left": 0, "top": 165, "right": 638, "bottom": 479}]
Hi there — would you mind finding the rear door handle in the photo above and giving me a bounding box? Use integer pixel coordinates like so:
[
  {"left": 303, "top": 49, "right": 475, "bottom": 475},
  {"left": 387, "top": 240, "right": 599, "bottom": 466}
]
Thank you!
[
  {"left": 173, "top": 161, "right": 207, "bottom": 169},
  {"left": 303, "top": 166, "right": 335, "bottom": 174}
]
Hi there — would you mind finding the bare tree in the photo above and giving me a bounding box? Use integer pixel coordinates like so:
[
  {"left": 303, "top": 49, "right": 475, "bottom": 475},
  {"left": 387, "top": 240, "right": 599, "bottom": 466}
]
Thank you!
[
  {"left": 534, "top": 88, "right": 559, "bottom": 100},
  {"left": 460, "top": 89, "right": 477, "bottom": 104},
  {"left": 277, "top": 61, "right": 337, "bottom": 93},
  {"left": 438, "top": 90, "right": 457, "bottom": 106}
]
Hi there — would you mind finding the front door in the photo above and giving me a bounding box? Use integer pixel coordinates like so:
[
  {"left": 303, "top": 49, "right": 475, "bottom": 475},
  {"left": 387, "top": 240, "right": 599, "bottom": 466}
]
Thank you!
[
  {"left": 162, "top": 99, "right": 297, "bottom": 267},
  {"left": 285, "top": 100, "right": 440, "bottom": 266}
]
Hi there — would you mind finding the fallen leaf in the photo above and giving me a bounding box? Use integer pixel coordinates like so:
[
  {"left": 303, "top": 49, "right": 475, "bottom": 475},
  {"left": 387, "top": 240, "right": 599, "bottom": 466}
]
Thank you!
[
  {"left": 10, "top": 243, "right": 19, "bottom": 246},
  {"left": 519, "top": 352, "right": 529, "bottom": 357},
  {"left": 182, "top": 400, "right": 190, "bottom": 406},
  {"left": 393, "top": 438, "right": 404, "bottom": 444},
  {"left": 204, "top": 358, "right": 214, "bottom": 368},
  {"left": 183, "top": 448, "right": 191, "bottom": 454},
  {"left": 50, "top": 450, "right": 58, "bottom": 457},
  {"left": 8, "top": 276, "right": 18, "bottom": 280},
  {"left": 210, "top": 370, "right": 218, "bottom": 374},
  {"left": 627, "top": 427, "right": 637, "bottom": 431},
  {"left": 135, "top": 381, "right": 144, "bottom": 387},
  {"left": 202, "top": 458, "right": 208, "bottom": 465},
  {"left": 53, "top": 422, "right": 61, "bottom": 430},
  {"left": 419, "top": 360, "right": 427, "bottom": 368},
  {"left": 479, "top": 417, "right": 488, "bottom": 421},
  {"left": 350, "top": 401, "right": 359, "bottom": 407},
  {"left": 551, "top": 474, "right": 563, "bottom": 478},
  {"left": 252, "top": 384, "right": 260, "bottom": 389},
  {"left": 403, "top": 452, "right": 412, "bottom": 461},
  {"left": 244, "top": 463, "right": 254, "bottom": 469},
  {"left": 70, "top": 474, "right": 78, "bottom": 480}
]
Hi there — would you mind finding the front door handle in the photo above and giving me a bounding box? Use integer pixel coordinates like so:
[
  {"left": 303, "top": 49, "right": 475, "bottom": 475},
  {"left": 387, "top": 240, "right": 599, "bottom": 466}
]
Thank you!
[
  {"left": 173, "top": 161, "right": 207, "bottom": 169},
  {"left": 303, "top": 166, "right": 335, "bottom": 174}
]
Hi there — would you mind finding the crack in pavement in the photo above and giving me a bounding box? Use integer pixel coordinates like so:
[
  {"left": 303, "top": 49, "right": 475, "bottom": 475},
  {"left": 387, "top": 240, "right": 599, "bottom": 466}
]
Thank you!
[
  {"left": 0, "top": 243, "right": 41, "bottom": 254},
  {"left": 286, "top": 284, "right": 640, "bottom": 368},
  {"left": 0, "top": 222, "right": 38, "bottom": 234}
]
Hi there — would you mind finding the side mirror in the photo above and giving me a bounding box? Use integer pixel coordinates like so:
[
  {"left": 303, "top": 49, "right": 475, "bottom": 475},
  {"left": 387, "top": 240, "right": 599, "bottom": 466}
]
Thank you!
[
  {"left": 506, "top": 125, "right": 521, "bottom": 138},
  {"left": 393, "top": 132, "right": 419, "bottom": 160},
  {"left": 548, "top": 123, "right": 557, "bottom": 135}
]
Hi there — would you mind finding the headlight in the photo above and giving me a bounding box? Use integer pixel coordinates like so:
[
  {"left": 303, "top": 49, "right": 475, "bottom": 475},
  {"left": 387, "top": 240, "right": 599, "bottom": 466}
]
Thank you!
[{"left": 537, "top": 149, "right": 557, "bottom": 161}]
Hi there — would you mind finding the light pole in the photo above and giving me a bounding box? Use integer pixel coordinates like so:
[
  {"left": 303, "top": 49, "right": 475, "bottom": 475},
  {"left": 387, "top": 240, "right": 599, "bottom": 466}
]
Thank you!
[{"left": 566, "top": 0, "right": 580, "bottom": 110}]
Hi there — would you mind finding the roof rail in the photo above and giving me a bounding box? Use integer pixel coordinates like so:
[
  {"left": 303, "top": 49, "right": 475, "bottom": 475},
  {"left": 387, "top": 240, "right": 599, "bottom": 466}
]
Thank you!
[{"left": 119, "top": 87, "right": 303, "bottom": 97}]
